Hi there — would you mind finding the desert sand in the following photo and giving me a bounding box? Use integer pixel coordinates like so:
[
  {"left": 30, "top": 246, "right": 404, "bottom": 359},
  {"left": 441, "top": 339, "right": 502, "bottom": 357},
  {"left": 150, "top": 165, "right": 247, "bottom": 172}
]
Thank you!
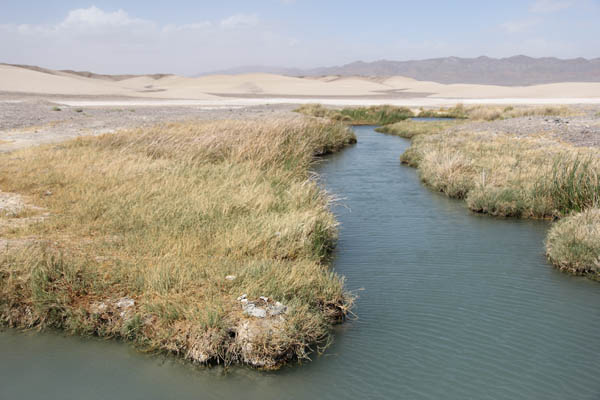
[{"left": 2, "top": 64, "right": 600, "bottom": 107}]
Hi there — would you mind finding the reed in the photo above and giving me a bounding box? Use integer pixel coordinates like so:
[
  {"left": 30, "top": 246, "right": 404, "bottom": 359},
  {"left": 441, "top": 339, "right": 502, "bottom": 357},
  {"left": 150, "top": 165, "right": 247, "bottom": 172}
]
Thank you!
[
  {"left": 375, "top": 119, "right": 465, "bottom": 138},
  {"left": 399, "top": 128, "right": 600, "bottom": 277},
  {"left": 295, "top": 104, "right": 414, "bottom": 125}
]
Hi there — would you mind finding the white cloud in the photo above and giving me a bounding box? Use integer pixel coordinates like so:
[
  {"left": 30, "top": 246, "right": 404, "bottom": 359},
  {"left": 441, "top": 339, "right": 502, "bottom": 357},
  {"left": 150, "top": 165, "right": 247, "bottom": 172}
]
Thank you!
[
  {"left": 530, "top": 0, "right": 573, "bottom": 13},
  {"left": 501, "top": 18, "right": 541, "bottom": 33},
  {"left": 59, "top": 6, "right": 148, "bottom": 29},
  {"left": 220, "top": 14, "right": 259, "bottom": 29}
]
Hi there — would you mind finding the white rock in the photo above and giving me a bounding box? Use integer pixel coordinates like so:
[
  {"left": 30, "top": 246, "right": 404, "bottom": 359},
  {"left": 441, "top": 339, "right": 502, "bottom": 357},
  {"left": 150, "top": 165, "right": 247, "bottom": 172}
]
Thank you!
[
  {"left": 115, "top": 297, "right": 135, "bottom": 309},
  {"left": 225, "top": 275, "right": 237, "bottom": 281},
  {"left": 244, "top": 303, "right": 267, "bottom": 318},
  {"left": 237, "top": 294, "right": 248, "bottom": 301}
]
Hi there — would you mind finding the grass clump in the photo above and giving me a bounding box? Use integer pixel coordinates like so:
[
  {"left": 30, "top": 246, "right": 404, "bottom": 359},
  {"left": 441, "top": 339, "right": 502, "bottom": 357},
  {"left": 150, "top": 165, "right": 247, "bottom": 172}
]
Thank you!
[
  {"left": 0, "top": 118, "right": 356, "bottom": 368},
  {"left": 400, "top": 128, "right": 600, "bottom": 277},
  {"left": 375, "top": 119, "right": 465, "bottom": 139},
  {"left": 295, "top": 104, "right": 414, "bottom": 125},
  {"left": 546, "top": 208, "right": 600, "bottom": 279},
  {"left": 402, "top": 131, "right": 600, "bottom": 218},
  {"left": 51, "top": 106, "right": 61, "bottom": 112}
]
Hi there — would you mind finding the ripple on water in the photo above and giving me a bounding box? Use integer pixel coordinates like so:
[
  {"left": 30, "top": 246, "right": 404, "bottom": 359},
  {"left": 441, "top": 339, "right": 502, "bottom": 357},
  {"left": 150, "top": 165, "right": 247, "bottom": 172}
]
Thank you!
[{"left": 1, "top": 125, "right": 599, "bottom": 400}]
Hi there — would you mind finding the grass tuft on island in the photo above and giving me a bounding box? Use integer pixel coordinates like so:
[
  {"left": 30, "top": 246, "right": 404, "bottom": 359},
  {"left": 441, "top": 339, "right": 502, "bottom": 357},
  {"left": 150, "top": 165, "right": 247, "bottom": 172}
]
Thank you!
[
  {"left": 0, "top": 118, "right": 356, "bottom": 369},
  {"left": 295, "top": 104, "right": 414, "bottom": 125},
  {"left": 375, "top": 119, "right": 466, "bottom": 138}
]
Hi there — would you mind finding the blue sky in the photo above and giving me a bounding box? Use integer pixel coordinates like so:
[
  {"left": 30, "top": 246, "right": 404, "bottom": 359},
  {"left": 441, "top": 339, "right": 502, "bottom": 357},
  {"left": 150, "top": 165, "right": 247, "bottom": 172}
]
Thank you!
[{"left": 1, "top": 1, "right": 599, "bottom": 74}]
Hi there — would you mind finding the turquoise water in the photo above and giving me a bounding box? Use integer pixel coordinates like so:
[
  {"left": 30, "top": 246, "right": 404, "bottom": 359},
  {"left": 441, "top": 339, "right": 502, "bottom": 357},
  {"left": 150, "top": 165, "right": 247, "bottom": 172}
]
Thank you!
[{"left": 2, "top": 126, "right": 599, "bottom": 399}]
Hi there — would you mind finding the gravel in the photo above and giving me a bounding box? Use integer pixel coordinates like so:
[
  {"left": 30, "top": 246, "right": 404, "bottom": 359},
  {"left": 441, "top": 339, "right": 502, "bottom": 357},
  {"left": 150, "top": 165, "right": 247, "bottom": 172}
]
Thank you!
[
  {"left": 0, "top": 92, "right": 298, "bottom": 152},
  {"left": 449, "top": 107, "right": 600, "bottom": 147}
]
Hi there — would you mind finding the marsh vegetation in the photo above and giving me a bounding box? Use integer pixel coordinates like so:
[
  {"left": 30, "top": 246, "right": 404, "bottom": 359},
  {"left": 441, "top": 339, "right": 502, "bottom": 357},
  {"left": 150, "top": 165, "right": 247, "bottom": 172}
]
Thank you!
[
  {"left": 0, "top": 118, "right": 356, "bottom": 368},
  {"left": 295, "top": 104, "right": 414, "bottom": 125},
  {"left": 401, "top": 127, "right": 600, "bottom": 278}
]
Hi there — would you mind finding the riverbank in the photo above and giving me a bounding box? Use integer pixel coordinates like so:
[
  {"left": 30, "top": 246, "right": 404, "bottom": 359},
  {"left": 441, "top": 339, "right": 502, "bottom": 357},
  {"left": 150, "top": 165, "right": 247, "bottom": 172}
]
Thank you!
[
  {"left": 299, "top": 103, "right": 600, "bottom": 279},
  {"left": 393, "top": 108, "right": 600, "bottom": 279},
  {"left": 0, "top": 118, "right": 356, "bottom": 368}
]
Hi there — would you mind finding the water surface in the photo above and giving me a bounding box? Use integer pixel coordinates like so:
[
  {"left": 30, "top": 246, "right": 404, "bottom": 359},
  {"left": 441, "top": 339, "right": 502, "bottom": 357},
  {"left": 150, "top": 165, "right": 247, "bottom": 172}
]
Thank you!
[{"left": 2, "top": 126, "right": 599, "bottom": 399}]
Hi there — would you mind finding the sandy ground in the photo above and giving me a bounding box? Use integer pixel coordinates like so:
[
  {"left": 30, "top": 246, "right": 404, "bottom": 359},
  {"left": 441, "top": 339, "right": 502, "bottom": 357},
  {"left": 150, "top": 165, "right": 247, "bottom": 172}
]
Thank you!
[
  {"left": 2, "top": 64, "right": 600, "bottom": 108},
  {"left": 2, "top": 63, "right": 600, "bottom": 151}
]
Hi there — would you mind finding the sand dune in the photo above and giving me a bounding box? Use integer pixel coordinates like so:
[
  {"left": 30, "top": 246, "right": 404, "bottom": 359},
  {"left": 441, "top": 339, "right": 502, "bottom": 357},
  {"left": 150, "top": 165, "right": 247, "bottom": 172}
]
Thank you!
[{"left": 1, "top": 64, "right": 599, "bottom": 105}]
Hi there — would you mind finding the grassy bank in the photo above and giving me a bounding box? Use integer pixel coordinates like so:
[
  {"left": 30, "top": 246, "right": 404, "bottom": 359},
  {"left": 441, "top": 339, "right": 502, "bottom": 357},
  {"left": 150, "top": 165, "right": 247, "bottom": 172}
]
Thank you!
[
  {"left": 399, "top": 129, "right": 600, "bottom": 279},
  {"left": 416, "top": 104, "right": 573, "bottom": 121},
  {"left": 375, "top": 119, "right": 465, "bottom": 138},
  {"left": 295, "top": 104, "right": 414, "bottom": 125},
  {"left": 546, "top": 208, "right": 600, "bottom": 279},
  {"left": 0, "top": 118, "right": 357, "bottom": 368}
]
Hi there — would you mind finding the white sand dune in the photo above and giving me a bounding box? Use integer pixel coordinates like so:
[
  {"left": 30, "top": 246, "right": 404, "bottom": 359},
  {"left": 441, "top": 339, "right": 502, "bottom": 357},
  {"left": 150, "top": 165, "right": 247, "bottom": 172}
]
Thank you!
[{"left": 1, "top": 64, "right": 599, "bottom": 105}]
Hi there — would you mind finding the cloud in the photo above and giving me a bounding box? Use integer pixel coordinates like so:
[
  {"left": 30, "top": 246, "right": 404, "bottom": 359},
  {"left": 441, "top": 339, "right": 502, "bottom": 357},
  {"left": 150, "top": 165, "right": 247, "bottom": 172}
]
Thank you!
[
  {"left": 501, "top": 18, "right": 541, "bottom": 33},
  {"left": 59, "top": 6, "right": 149, "bottom": 29},
  {"left": 0, "top": 7, "right": 301, "bottom": 74},
  {"left": 220, "top": 14, "right": 259, "bottom": 29},
  {"left": 530, "top": 0, "right": 573, "bottom": 13}
]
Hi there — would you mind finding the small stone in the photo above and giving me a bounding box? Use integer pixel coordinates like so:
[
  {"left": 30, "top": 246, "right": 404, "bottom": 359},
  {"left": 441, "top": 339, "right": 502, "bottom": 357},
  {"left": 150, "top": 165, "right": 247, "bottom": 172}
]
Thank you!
[
  {"left": 237, "top": 293, "right": 247, "bottom": 301},
  {"left": 44, "top": 190, "right": 52, "bottom": 196},
  {"left": 225, "top": 275, "right": 237, "bottom": 281},
  {"left": 244, "top": 303, "right": 267, "bottom": 318},
  {"left": 116, "top": 297, "right": 135, "bottom": 309},
  {"left": 259, "top": 296, "right": 269, "bottom": 302},
  {"left": 269, "top": 301, "right": 287, "bottom": 316}
]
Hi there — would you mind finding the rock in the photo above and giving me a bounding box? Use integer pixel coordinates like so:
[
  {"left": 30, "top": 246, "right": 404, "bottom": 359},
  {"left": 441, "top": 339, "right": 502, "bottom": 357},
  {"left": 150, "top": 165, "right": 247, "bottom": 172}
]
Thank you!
[
  {"left": 225, "top": 275, "right": 236, "bottom": 281},
  {"left": 116, "top": 297, "right": 135, "bottom": 309},
  {"left": 269, "top": 301, "right": 287, "bottom": 316},
  {"left": 259, "top": 296, "right": 269, "bottom": 302},
  {"left": 243, "top": 303, "right": 267, "bottom": 318},
  {"left": 237, "top": 293, "right": 247, "bottom": 301}
]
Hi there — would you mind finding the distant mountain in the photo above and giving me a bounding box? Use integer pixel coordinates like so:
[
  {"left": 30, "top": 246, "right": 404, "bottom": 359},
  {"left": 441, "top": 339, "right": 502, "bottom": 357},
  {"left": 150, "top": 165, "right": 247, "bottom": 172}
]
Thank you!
[{"left": 202, "top": 56, "right": 600, "bottom": 86}]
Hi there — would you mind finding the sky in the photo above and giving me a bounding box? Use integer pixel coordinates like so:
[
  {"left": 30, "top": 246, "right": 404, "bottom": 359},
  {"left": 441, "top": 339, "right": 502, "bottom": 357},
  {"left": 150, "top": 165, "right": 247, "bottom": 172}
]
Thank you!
[{"left": 1, "top": 0, "right": 599, "bottom": 75}]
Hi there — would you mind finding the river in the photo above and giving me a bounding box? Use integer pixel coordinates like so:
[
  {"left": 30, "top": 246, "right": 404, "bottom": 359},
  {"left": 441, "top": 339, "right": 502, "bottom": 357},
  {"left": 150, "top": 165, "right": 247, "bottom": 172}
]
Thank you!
[{"left": 1, "top": 125, "right": 599, "bottom": 399}]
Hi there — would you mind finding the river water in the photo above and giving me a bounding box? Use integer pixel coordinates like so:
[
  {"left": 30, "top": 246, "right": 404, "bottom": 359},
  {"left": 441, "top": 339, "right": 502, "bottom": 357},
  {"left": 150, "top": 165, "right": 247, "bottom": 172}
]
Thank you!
[{"left": 2, "top": 126, "right": 599, "bottom": 399}]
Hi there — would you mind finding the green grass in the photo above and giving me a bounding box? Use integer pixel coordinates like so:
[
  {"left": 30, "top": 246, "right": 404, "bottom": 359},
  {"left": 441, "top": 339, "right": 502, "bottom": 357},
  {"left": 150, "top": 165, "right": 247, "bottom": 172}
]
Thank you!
[
  {"left": 398, "top": 128, "right": 600, "bottom": 278},
  {"left": 295, "top": 104, "right": 414, "bottom": 125},
  {"left": 0, "top": 118, "right": 356, "bottom": 368},
  {"left": 375, "top": 119, "right": 465, "bottom": 139},
  {"left": 546, "top": 208, "right": 600, "bottom": 279}
]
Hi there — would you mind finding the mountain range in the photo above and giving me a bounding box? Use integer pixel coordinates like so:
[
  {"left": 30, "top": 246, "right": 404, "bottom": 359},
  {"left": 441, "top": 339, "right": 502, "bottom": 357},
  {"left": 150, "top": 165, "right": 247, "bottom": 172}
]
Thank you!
[{"left": 202, "top": 56, "right": 600, "bottom": 86}]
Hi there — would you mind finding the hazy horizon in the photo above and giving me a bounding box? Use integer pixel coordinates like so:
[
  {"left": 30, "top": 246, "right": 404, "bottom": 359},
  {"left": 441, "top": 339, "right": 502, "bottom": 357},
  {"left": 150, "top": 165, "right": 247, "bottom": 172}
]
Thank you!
[{"left": 1, "top": 1, "right": 599, "bottom": 75}]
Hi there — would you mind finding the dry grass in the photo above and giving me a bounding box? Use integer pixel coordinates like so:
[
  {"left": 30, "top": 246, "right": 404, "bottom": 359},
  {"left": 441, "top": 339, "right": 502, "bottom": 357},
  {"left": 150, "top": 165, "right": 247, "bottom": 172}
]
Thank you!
[
  {"left": 417, "top": 104, "right": 574, "bottom": 121},
  {"left": 375, "top": 119, "right": 466, "bottom": 138},
  {"left": 0, "top": 118, "right": 357, "bottom": 368},
  {"left": 402, "top": 130, "right": 600, "bottom": 217},
  {"left": 546, "top": 208, "right": 600, "bottom": 279},
  {"left": 295, "top": 104, "right": 414, "bottom": 125},
  {"left": 400, "top": 129, "right": 600, "bottom": 278}
]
